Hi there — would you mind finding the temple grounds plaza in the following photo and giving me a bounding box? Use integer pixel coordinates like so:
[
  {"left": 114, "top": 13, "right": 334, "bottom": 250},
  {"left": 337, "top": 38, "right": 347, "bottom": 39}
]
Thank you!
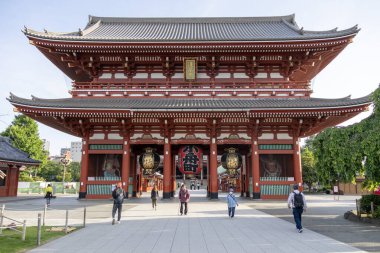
[{"left": 2, "top": 190, "right": 379, "bottom": 252}]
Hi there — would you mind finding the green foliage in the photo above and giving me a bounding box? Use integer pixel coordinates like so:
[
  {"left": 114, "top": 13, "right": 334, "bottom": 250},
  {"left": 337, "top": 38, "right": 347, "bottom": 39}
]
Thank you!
[
  {"left": 374, "top": 206, "right": 380, "bottom": 218},
  {"left": 312, "top": 126, "right": 363, "bottom": 185},
  {"left": 18, "top": 171, "right": 34, "bottom": 182},
  {"left": 0, "top": 226, "right": 78, "bottom": 253},
  {"left": 1, "top": 115, "right": 48, "bottom": 164},
  {"left": 1, "top": 115, "right": 48, "bottom": 181},
  {"left": 301, "top": 146, "right": 318, "bottom": 191},
  {"left": 68, "top": 162, "right": 81, "bottom": 182},
  {"left": 360, "top": 194, "right": 380, "bottom": 214},
  {"left": 38, "top": 161, "right": 62, "bottom": 181},
  {"left": 308, "top": 87, "right": 380, "bottom": 188}
]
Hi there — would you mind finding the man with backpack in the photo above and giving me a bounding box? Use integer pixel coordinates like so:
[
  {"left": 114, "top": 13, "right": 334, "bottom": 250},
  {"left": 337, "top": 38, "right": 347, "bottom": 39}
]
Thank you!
[
  {"left": 112, "top": 182, "right": 125, "bottom": 225},
  {"left": 288, "top": 185, "right": 307, "bottom": 233}
]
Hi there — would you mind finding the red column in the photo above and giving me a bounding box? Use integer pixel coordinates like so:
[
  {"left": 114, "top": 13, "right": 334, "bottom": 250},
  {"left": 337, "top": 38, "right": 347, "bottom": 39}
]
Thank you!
[
  {"left": 251, "top": 138, "right": 260, "bottom": 199},
  {"left": 209, "top": 138, "right": 218, "bottom": 199},
  {"left": 6, "top": 166, "right": 12, "bottom": 196},
  {"left": 240, "top": 158, "right": 244, "bottom": 197},
  {"left": 132, "top": 154, "right": 137, "bottom": 197},
  {"left": 163, "top": 138, "right": 172, "bottom": 199},
  {"left": 245, "top": 155, "right": 250, "bottom": 197},
  {"left": 79, "top": 137, "right": 89, "bottom": 198},
  {"left": 121, "top": 135, "right": 130, "bottom": 198},
  {"left": 172, "top": 154, "right": 176, "bottom": 197},
  {"left": 293, "top": 137, "right": 302, "bottom": 190}
]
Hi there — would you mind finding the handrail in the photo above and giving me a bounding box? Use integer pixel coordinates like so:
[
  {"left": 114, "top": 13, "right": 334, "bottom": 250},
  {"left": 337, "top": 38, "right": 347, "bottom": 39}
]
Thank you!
[
  {"left": 72, "top": 80, "right": 310, "bottom": 90},
  {"left": 0, "top": 204, "right": 27, "bottom": 240}
]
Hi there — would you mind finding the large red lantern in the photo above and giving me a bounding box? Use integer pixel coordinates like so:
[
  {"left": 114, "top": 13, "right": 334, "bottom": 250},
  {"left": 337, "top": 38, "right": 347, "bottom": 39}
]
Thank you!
[{"left": 178, "top": 145, "right": 203, "bottom": 174}]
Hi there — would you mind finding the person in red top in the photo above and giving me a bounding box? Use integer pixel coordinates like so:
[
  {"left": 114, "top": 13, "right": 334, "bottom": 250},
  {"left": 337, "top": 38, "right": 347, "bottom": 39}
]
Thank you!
[{"left": 178, "top": 184, "right": 190, "bottom": 215}]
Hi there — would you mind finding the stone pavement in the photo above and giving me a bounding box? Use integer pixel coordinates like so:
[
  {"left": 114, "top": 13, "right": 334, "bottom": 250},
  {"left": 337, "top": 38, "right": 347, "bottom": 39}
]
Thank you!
[{"left": 24, "top": 190, "right": 367, "bottom": 253}]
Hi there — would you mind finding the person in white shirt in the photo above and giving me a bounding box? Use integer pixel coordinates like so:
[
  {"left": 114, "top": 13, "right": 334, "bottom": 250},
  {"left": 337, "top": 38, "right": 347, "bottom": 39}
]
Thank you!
[{"left": 287, "top": 185, "right": 307, "bottom": 233}]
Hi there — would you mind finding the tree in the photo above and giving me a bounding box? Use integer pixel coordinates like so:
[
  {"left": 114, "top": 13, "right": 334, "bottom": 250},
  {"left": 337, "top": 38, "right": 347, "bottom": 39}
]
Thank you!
[
  {"left": 1, "top": 115, "right": 48, "bottom": 180},
  {"left": 68, "top": 162, "right": 81, "bottom": 182},
  {"left": 301, "top": 146, "right": 317, "bottom": 192},
  {"left": 39, "top": 160, "right": 62, "bottom": 181},
  {"left": 309, "top": 87, "right": 380, "bottom": 190}
]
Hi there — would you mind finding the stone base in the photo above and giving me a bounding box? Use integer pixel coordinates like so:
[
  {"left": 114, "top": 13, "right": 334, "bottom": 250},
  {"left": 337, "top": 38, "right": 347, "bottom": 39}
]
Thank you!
[
  {"left": 78, "top": 192, "right": 86, "bottom": 199},
  {"left": 209, "top": 192, "right": 218, "bottom": 199},
  {"left": 253, "top": 192, "right": 261, "bottom": 199},
  {"left": 163, "top": 192, "right": 172, "bottom": 199}
]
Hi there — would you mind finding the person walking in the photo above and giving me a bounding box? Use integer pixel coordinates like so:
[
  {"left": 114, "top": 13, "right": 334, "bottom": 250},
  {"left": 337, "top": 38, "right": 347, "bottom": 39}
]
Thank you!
[
  {"left": 288, "top": 185, "right": 307, "bottom": 233},
  {"left": 226, "top": 188, "right": 238, "bottom": 218},
  {"left": 112, "top": 182, "right": 125, "bottom": 225},
  {"left": 178, "top": 184, "right": 190, "bottom": 215},
  {"left": 45, "top": 184, "right": 53, "bottom": 206},
  {"left": 151, "top": 185, "right": 159, "bottom": 210}
]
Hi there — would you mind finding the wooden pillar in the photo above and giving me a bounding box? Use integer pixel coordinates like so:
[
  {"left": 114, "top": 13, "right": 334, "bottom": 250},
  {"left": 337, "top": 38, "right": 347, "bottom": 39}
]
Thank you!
[
  {"left": 240, "top": 157, "right": 244, "bottom": 197},
  {"left": 79, "top": 137, "right": 89, "bottom": 199},
  {"left": 163, "top": 138, "right": 172, "bottom": 199},
  {"left": 121, "top": 135, "right": 130, "bottom": 198},
  {"left": 245, "top": 155, "right": 250, "bottom": 197},
  {"left": 251, "top": 138, "right": 260, "bottom": 199},
  {"left": 293, "top": 137, "right": 302, "bottom": 190},
  {"left": 171, "top": 154, "right": 176, "bottom": 197},
  {"left": 209, "top": 138, "right": 218, "bottom": 199},
  {"left": 132, "top": 154, "right": 137, "bottom": 197},
  {"left": 206, "top": 155, "right": 210, "bottom": 197},
  {"left": 6, "top": 166, "right": 12, "bottom": 196}
]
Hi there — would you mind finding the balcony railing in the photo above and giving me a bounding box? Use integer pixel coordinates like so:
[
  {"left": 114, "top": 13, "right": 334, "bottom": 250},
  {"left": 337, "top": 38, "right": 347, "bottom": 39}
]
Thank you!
[
  {"left": 71, "top": 80, "right": 311, "bottom": 98},
  {"left": 73, "top": 80, "right": 310, "bottom": 90}
]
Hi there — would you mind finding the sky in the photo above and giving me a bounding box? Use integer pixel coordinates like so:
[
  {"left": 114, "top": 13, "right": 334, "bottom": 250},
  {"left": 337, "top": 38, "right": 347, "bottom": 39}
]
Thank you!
[{"left": 0, "top": 0, "right": 379, "bottom": 156}]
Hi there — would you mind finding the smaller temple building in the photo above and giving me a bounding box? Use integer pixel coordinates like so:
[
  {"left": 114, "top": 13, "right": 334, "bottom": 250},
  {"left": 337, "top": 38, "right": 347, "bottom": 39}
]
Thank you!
[{"left": 0, "top": 137, "right": 40, "bottom": 197}]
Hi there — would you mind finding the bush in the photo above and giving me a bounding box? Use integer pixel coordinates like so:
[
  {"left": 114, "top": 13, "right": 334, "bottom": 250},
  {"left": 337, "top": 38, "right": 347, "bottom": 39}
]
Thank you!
[
  {"left": 374, "top": 207, "right": 380, "bottom": 218},
  {"left": 360, "top": 194, "right": 380, "bottom": 214}
]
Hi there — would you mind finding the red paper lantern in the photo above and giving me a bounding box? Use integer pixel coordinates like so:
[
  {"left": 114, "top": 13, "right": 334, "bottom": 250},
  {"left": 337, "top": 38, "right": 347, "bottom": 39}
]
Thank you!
[{"left": 178, "top": 145, "right": 203, "bottom": 174}]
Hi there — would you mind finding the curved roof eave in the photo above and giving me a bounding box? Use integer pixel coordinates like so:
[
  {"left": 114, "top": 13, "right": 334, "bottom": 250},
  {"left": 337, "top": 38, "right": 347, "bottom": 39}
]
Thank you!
[
  {"left": 23, "top": 14, "right": 359, "bottom": 44},
  {"left": 24, "top": 32, "right": 359, "bottom": 44},
  {"left": 7, "top": 93, "right": 372, "bottom": 112}
]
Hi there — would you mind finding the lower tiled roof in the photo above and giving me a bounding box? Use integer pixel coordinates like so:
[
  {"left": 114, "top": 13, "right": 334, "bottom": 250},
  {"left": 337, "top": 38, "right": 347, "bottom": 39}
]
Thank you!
[
  {"left": 8, "top": 94, "right": 372, "bottom": 111},
  {"left": 0, "top": 137, "right": 41, "bottom": 165}
]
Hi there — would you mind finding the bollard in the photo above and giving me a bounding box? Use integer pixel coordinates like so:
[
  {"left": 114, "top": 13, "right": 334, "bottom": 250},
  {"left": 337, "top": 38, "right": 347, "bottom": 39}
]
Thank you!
[
  {"left": 0, "top": 204, "right": 5, "bottom": 234},
  {"left": 356, "top": 199, "right": 361, "bottom": 218},
  {"left": 22, "top": 220, "right": 26, "bottom": 241},
  {"left": 43, "top": 204, "right": 47, "bottom": 226},
  {"left": 371, "top": 202, "right": 374, "bottom": 217},
  {"left": 83, "top": 207, "right": 87, "bottom": 228},
  {"left": 37, "top": 213, "right": 41, "bottom": 246},
  {"left": 65, "top": 210, "right": 69, "bottom": 233}
]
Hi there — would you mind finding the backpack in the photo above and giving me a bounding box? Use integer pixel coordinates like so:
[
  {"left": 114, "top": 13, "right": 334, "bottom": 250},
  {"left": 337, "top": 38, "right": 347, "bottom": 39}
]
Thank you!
[{"left": 293, "top": 192, "right": 304, "bottom": 208}]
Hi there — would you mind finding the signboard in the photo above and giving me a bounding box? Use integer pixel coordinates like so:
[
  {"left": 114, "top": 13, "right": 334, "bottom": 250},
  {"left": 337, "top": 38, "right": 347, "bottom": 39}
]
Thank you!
[
  {"left": 178, "top": 145, "right": 203, "bottom": 174},
  {"left": 183, "top": 58, "right": 197, "bottom": 81}
]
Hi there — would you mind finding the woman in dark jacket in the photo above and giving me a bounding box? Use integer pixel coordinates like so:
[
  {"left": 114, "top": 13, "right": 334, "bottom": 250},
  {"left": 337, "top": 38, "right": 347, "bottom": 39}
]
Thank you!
[{"left": 151, "top": 185, "right": 159, "bottom": 210}]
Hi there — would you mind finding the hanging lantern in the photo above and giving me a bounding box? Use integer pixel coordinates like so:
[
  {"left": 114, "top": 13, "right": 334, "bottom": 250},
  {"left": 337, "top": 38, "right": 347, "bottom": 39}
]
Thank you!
[
  {"left": 139, "top": 147, "right": 160, "bottom": 175},
  {"left": 221, "top": 148, "right": 242, "bottom": 176},
  {"left": 178, "top": 145, "right": 203, "bottom": 174}
]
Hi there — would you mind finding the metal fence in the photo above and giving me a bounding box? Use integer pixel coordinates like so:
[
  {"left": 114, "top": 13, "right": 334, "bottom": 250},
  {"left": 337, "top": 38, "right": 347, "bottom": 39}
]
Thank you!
[{"left": 18, "top": 182, "right": 80, "bottom": 195}]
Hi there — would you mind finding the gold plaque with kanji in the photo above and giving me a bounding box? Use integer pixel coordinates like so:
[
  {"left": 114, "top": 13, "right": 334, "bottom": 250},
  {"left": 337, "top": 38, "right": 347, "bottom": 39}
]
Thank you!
[{"left": 183, "top": 58, "right": 197, "bottom": 81}]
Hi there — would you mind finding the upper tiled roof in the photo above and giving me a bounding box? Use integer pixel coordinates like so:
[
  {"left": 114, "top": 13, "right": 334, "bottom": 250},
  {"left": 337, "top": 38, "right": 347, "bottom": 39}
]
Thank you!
[
  {"left": 24, "top": 14, "right": 359, "bottom": 42},
  {"left": 8, "top": 94, "right": 371, "bottom": 111},
  {"left": 0, "top": 137, "right": 41, "bottom": 165}
]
